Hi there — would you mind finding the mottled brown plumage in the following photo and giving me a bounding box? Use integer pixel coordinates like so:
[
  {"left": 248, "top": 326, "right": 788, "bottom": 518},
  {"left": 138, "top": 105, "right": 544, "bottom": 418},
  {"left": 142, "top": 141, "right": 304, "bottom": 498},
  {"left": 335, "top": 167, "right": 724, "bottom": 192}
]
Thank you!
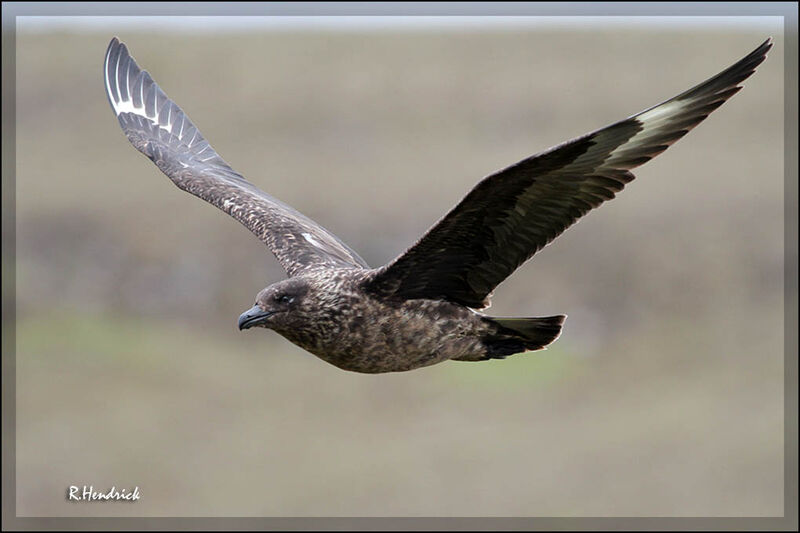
[{"left": 104, "top": 37, "right": 771, "bottom": 373}]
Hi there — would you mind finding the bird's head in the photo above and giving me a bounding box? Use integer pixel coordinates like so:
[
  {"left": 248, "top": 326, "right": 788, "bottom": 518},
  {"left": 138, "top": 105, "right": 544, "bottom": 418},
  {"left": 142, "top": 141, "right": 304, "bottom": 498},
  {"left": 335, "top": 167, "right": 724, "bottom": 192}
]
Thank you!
[{"left": 238, "top": 278, "right": 311, "bottom": 331}]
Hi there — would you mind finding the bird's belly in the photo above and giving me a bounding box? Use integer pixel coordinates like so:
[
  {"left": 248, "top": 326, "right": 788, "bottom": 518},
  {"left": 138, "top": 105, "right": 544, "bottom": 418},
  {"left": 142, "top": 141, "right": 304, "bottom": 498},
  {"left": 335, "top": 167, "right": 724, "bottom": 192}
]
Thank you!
[{"left": 280, "top": 301, "right": 486, "bottom": 373}]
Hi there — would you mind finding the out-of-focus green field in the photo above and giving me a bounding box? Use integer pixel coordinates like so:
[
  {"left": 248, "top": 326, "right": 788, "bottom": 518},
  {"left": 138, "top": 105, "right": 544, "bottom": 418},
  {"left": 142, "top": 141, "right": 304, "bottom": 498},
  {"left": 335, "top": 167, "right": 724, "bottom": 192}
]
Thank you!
[{"left": 14, "top": 25, "right": 784, "bottom": 516}]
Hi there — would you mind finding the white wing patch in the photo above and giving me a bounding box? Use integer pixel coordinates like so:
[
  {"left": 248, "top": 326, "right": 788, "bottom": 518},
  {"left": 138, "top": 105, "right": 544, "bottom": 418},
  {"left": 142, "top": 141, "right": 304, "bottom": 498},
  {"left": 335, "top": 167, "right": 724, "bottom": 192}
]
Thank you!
[
  {"left": 637, "top": 99, "right": 685, "bottom": 125},
  {"left": 302, "top": 232, "right": 324, "bottom": 249},
  {"left": 605, "top": 99, "right": 690, "bottom": 166},
  {"left": 630, "top": 100, "right": 690, "bottom": 143}
]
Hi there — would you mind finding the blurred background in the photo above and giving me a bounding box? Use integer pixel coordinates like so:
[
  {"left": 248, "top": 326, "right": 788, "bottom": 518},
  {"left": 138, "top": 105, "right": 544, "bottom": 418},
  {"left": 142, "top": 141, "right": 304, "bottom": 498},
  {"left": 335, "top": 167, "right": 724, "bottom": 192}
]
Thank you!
[{"left": 13, "top": 17, "right": 784, "bottom": 517}]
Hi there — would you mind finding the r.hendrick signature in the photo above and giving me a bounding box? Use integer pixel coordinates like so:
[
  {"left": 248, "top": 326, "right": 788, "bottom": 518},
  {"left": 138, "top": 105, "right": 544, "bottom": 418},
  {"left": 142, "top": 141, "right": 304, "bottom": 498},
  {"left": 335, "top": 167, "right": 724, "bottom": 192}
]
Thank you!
[{"left": 67, "top": 485, "right": 141, "bottom": 502}]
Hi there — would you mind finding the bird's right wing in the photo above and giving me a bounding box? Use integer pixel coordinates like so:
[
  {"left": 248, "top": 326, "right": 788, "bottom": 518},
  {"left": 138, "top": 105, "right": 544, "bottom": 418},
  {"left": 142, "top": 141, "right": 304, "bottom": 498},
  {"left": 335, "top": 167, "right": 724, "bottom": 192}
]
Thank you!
[
  {"left": 104, "top": 38, "right": 369, "bottom": 276},
  {"left": 366, "top": 39, "right": 772, "bottom": 309}
]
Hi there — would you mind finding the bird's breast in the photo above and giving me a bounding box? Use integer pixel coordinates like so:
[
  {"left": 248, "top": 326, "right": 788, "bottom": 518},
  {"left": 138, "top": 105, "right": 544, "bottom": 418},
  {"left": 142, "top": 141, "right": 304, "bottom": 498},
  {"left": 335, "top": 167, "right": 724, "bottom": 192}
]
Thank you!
[{"left": 278, "top": 296, "right": 486, "bottom": 373}]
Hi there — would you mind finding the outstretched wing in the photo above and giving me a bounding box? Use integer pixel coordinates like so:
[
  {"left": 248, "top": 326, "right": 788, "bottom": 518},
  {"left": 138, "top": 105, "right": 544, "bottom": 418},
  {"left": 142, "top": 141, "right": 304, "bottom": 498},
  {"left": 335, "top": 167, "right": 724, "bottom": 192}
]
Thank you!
[
  {"left": 366, "top": 39, "right": 772, "bottom": 309},
  {"left": 104, "top": 38, "right": 369, "bottom": 276}
]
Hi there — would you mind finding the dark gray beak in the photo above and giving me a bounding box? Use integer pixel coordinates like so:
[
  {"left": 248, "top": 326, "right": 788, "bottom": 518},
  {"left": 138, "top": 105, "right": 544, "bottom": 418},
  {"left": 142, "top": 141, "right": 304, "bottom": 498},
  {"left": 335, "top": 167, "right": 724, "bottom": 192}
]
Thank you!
[{"left": 238, "top": 305, "right": 274, "bottom": 330}]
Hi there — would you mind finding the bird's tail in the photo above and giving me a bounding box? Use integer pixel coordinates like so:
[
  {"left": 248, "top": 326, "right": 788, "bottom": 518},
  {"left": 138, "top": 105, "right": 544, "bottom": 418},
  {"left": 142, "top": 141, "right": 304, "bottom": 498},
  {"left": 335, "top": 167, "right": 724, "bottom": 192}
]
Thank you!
[{"left": 467, "top": 315, "right": 566, "bottom": 361}]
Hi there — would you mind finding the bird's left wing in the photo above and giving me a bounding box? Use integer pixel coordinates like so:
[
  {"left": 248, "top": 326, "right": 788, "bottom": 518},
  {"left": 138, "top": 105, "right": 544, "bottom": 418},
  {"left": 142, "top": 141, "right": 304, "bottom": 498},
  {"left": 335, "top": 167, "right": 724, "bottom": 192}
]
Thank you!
[
  {"left": 104, "top": 38, "right": 369, "bottom": 276},
  {"left": 366, "top": 39, "right": 772, "bottom": 309}
]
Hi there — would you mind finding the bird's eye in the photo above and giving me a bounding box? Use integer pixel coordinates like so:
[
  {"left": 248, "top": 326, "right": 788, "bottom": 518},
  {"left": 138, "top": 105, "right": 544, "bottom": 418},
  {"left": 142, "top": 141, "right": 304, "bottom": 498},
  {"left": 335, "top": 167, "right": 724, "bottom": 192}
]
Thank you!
[{"left": 276, "top": 294, "right": 293, "bottom": 304}]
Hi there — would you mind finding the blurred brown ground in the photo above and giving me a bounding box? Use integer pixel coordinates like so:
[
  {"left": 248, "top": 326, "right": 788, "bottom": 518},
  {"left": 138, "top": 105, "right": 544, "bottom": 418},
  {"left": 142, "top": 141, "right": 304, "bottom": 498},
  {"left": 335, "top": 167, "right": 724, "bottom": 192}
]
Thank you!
[{"left": 14, "top": 24, "right": 784, "bottom": 516}]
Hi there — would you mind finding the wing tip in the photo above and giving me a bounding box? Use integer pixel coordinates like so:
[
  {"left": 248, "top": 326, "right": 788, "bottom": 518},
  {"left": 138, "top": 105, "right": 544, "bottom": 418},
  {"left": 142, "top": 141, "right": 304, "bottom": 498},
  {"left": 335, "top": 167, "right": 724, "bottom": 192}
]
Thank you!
[
  {"left": 103, "top": 37, "right": 121, "bottom": 113},
  {"left": 742, "top": 36, "right": 773, "bottom": 74},
  {"left": 104, "top": 37, "right": 152, "bottom": 120},
  {"left": 104, "top": 37, "right": 131, "bottom": 115}
]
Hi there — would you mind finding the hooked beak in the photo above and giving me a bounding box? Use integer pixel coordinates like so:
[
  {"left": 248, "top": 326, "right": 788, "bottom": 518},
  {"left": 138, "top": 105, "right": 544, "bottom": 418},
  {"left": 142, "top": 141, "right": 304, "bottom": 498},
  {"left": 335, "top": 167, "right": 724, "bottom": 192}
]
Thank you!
[{"left": 238, "top": 305, "right": 274, "bottom": 330}]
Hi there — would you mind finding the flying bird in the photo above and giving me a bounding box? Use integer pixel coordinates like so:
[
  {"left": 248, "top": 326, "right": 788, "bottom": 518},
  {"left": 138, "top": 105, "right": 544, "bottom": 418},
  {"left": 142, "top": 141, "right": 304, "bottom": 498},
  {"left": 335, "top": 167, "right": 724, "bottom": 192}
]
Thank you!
[{"left": 104, "top": 37, "right": 771, "bottom": 373}]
